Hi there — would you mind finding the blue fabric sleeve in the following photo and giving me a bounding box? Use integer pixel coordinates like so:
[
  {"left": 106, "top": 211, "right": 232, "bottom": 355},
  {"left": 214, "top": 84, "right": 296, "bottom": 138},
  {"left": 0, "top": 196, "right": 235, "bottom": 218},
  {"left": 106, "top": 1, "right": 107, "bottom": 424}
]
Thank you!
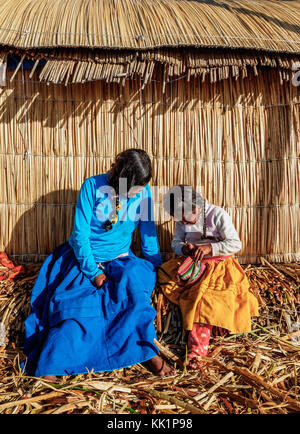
[
  {"left": 69, "top": 178, "right": 103, "bottom": 282},
  {"left": 138, "top": 185, "right": 163, "bottom": 267}
]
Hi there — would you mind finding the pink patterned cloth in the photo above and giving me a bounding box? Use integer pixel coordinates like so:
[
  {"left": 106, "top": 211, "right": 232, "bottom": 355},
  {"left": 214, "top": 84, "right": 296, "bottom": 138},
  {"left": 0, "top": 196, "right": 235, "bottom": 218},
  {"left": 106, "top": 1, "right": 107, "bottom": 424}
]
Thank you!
[
  {"left": 186, "top": 256, "right": 233, "bottom": 363},
  {"left": 202, "top": 254, "right": 232, "bottom": 264},
  {"left": 187, "top": 323, "right": 213, "bottom": 360}
]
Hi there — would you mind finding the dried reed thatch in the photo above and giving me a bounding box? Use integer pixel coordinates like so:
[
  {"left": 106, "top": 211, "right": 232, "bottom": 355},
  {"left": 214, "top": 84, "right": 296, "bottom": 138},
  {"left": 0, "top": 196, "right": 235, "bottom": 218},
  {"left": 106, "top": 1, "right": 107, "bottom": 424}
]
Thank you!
[
  {"left": 0, "top": 0, "right": 300, "bottom": 52},
  {"left": 0, "top": 0, "right": 299, "bottom": 416},
  {"left": 0, "top": 0, "right": 300, "bottom": 263},
  {"left": 0, "top": 0, "right": 300, "bottom": 85},
  {"left": 0, "top": 257, "right": 299, "bottom": 414}
]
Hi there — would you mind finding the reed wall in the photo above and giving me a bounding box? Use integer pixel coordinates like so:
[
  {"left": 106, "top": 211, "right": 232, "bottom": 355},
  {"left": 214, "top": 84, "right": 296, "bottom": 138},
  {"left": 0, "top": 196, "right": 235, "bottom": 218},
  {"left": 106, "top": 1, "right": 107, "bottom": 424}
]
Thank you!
[{"left": 0, "top": 66, "right": 299, "bottom": 264}]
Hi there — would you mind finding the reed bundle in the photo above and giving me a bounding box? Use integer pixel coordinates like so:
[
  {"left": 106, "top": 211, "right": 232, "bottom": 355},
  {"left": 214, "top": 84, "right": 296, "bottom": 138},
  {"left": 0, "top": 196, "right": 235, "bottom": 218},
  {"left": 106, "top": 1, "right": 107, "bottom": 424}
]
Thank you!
[
  {"left": 1, "top": 47, "right": 299, "bottom": 86},
  {"left": 0, "top": 259, "right": 299, "bottom": 414},
  {"left": 1, "top": 62, "right": 299, "bottom": 264},
  {"left": 0, "top": 0, "right": 299, "bottom": 53}
]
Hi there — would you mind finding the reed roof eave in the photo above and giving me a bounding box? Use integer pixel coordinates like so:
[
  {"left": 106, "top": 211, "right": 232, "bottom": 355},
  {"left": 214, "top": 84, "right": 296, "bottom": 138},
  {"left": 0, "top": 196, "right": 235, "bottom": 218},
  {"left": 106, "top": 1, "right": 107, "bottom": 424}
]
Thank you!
[{"left": 1, "top": 44, "right": 299, "bottom": 86}]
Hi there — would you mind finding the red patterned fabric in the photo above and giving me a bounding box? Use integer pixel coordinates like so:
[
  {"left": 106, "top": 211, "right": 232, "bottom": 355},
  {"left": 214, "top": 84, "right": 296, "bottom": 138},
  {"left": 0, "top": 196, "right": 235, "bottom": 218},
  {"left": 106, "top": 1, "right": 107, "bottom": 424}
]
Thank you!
[
  {"left": 0, "top": 252, "right": 26, "bottom": 281},
  {"left": 187, "top": 322, "right": 213, "bottom": 360}
]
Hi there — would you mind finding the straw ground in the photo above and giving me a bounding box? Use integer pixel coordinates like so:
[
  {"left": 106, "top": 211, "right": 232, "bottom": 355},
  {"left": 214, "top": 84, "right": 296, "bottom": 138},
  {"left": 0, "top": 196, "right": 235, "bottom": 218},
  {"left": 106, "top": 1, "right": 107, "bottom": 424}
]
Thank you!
[{"left": 0, "top": 260, "right": 299, "bottom": 414}]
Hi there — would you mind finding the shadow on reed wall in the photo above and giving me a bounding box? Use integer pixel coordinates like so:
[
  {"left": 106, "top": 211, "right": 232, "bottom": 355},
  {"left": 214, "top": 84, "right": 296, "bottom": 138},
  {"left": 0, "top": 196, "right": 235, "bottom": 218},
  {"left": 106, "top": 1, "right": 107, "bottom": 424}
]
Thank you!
[
  {"left": 185, "top": 0, "right": 300, "bottom": 36},
  {"left": 5, "top": 190, "right": 78, "bottom": 263}
]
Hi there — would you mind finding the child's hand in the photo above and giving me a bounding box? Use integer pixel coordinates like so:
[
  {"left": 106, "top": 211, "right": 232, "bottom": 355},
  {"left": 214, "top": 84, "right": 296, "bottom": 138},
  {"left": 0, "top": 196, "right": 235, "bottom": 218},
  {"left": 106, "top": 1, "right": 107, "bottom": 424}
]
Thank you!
[
  {"left": 192, "top": 244, "right": 212, "bottom": 261},
  {"left": 182, "top": 242, "right": 195, "bottom": 256},
  {"left": 94, "top": 273, "right": 108, "bottom": 288}
]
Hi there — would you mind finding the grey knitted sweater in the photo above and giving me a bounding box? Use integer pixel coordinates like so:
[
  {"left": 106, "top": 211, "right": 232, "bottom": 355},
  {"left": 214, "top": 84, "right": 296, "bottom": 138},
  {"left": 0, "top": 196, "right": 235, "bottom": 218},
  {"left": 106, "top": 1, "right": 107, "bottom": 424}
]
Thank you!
[{"left": 172, "top": 201, "right": 242, "bottom": 257}]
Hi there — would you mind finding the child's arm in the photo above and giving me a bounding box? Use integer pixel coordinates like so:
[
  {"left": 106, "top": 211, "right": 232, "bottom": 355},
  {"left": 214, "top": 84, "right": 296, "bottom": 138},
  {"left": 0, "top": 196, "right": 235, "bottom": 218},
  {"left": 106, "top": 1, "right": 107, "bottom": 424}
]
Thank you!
[
  {"left": 171, "top": 222, "right": 187, "bottom": 256},
  {"left": 210, "top": 210, "right": 242, "bottom": 257}
]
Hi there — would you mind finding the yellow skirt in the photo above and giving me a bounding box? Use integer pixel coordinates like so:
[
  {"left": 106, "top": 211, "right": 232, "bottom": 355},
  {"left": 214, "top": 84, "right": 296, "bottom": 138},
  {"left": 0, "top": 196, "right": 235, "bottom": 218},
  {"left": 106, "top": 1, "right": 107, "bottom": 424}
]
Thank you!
[{"left": 157, "top": 256, "right": 259, "bottom": 333}]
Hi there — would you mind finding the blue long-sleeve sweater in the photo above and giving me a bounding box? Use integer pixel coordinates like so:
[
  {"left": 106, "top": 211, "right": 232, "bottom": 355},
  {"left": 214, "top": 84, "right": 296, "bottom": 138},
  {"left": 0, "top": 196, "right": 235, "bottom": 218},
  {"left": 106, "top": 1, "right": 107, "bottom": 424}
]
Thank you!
[{"left": 68, "top": 172, "right": 162, "bottom": 282}]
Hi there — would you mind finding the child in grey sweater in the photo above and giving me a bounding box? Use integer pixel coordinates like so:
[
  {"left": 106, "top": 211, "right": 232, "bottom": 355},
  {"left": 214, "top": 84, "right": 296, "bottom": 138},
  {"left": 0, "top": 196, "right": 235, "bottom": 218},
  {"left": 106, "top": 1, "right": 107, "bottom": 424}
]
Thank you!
[{"left": 158, "top": 185, "right": 259, "bottom": 368}]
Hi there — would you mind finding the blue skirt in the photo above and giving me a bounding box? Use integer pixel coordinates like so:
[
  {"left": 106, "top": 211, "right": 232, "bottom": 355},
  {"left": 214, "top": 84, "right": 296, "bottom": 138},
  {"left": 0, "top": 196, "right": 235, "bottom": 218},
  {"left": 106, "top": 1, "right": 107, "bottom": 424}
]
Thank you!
[{"left": 21, "top": 242, "right": 159, "bottom": 376}]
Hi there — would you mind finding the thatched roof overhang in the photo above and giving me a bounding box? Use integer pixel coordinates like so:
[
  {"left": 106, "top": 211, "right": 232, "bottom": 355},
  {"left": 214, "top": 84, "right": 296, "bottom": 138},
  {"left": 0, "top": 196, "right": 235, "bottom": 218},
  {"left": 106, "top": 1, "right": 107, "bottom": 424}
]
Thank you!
[{"left": 0, "top": 0, "right": 299, "bottom": 85}]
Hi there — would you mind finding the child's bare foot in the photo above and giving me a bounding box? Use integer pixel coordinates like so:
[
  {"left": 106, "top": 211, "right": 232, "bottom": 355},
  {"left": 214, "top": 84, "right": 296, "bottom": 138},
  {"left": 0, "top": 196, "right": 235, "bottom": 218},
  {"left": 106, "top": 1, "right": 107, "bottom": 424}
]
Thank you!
[
  {"left": 42, "top": 375, "right": 57, "bottom": 383},
  {"left": 144, "top": 355, "right": 175, "bottom": 376},
  {"left": 186, "top": 357, "right": 206, "bottom": 370}
]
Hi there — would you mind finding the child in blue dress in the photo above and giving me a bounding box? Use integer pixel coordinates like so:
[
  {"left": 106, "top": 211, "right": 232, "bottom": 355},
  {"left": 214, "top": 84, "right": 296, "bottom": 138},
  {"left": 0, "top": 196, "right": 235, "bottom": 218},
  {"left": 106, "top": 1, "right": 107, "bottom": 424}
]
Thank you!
[{"left": 22, "top": 149, "right": 174, "bottom": 380}]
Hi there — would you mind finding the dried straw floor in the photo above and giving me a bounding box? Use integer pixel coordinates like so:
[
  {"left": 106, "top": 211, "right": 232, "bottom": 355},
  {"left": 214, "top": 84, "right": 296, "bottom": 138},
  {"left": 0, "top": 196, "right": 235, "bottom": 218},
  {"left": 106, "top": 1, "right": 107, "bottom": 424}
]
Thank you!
[{"left": 0, "top": 261, "right": 299, "bottom": 414}]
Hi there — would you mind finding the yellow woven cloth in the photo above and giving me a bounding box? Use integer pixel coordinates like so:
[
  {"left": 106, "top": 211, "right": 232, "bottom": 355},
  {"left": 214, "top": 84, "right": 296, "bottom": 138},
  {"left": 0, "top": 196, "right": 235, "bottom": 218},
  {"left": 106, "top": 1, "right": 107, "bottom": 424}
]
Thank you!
[{"left": 157, "top": 256, "right": 259, "bottom": 333}]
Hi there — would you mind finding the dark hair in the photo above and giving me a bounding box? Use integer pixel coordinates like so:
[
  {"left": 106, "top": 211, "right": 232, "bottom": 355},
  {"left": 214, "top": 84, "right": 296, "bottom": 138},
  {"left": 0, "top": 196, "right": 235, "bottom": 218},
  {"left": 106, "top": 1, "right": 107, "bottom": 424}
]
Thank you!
[
  {"left": 163, "top": 184, "right": 207, "bottom": 238},
  {"left": 108, "top": 149, "right": 152, "bottom": 195},
  {"left": 104, "top": 149, "right": 152, "bottom": 231},
  {"left": 163, "top": 185, "right": 203, "bottom": 217}
]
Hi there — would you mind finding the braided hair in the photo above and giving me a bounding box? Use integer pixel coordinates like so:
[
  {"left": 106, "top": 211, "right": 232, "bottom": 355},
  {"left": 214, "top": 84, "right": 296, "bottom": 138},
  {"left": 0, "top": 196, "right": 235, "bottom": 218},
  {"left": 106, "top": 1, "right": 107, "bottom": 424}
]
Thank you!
[
  {"left": 103, "top": 195, "right": 122, "bottom": 231},
  {"left": 104, "top": 149, "right": 152, "bottom": 231},
  {"left": 201, "top": 195, "right": 207, "bottom": 240}
]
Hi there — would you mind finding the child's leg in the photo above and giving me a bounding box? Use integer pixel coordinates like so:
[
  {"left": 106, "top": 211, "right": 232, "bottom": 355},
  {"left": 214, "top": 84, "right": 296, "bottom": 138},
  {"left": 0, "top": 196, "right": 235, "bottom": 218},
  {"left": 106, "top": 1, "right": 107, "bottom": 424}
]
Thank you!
[
  {"left": 187, "top": 323, "right": 213, "bottom": 360},
  {"left": 212, "top": 326, "right": 229, "bottom": 338}
]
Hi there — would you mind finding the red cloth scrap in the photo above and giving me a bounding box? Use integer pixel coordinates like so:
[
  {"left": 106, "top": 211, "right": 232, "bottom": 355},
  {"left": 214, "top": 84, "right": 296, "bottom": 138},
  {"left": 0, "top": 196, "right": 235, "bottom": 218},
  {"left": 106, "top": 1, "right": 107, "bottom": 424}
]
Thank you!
[{"left": 0, "top": 252, "right": 27, "bottom": 281}]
